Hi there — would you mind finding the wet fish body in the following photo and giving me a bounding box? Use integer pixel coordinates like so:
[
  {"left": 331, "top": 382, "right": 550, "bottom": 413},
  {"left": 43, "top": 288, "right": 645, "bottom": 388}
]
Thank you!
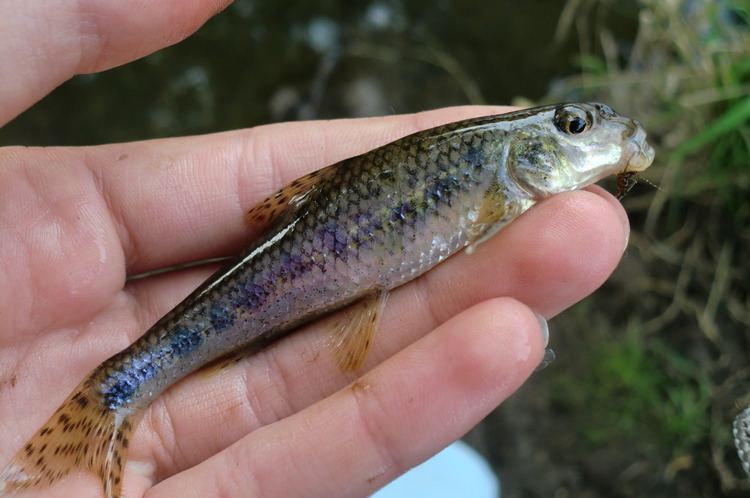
[{"left": 0, "top": 103, "right": 654, "bottom": 497}]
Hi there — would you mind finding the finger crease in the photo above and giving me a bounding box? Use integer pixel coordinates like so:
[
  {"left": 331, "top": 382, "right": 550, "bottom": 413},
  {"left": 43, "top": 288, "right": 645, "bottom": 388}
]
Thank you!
[
  {"left": 88, "top": 157, "right": 140, "bottom": 270},
  {"left": 123, "top": 286, "right": 161, "bottom": 343},
  {"left": 261, "top": 129, "right": 284, "bottom": 192},
  {"left": 414, "top": 273, "right": 443, "bottom": 330},
  {"left": 249, "top": 348, "right": 294, "bottom": 425},
  {"left": 145, "top": 396, "right": 183, "bottom": 478},
  {"left": 74, "top": 0, "right": 109, "bottom": 74},
  {"left": 348, "top": 379, "right": 404, "bottom": 480},
  {"left": 241, "top": 127, "right": 277, "bottom": 197}
]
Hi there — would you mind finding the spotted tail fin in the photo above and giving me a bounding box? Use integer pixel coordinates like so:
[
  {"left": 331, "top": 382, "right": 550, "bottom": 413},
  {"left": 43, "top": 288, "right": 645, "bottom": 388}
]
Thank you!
[{"left": 0, "top": 378, "right": 134, "bottom": 498}]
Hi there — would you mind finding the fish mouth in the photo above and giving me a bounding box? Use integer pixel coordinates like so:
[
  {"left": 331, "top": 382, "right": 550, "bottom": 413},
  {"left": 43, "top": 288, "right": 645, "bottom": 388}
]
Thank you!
[
  {"left": 626, "top": 141, "right": 655, "bottom": 172},
  {"left": 622, "top": 124, "right": 655, "bottom": 173}
]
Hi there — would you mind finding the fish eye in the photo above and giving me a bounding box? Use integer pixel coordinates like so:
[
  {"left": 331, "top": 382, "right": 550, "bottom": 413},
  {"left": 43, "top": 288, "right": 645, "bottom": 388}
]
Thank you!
[
  {"left": 568, "top": 117, "right": 586, "bottom": 134},
  {"left": 554, "top": 106, "right": 591, "bottom": 135}
]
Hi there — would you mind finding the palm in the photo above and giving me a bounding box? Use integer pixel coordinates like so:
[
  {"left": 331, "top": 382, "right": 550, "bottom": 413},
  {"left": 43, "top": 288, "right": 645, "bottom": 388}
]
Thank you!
[{"left": 0, "top": 3, "right": 629, "bottom": 498}]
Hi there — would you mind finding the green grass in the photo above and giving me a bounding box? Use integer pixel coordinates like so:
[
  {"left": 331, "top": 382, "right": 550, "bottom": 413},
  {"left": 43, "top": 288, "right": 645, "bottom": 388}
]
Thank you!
[
  {"left": 676, "top": 96, "right": 750, "bottom": 161},
  {"left": 549, "top": 323, "right": 711, "bottom": 456},
  {"left": 525, "top": 1, "right": 750, "bottom": 495}
]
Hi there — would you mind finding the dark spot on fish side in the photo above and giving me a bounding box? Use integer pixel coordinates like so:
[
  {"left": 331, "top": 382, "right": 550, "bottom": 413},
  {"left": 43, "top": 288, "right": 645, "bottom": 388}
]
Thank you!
[
  {"left": 379, "top": 169, "right": 394, "bottom": 181},
  {"left": 103, "top": 374, "right": 139, "bottom": 410},
  {"left": 242, "top": 281, "right": 270, "bottom": 309},
  {"left": 210, "top": 303, "right": 236, "bottom": 332},
  {"left": 169, "top": 327, "right": 204, "bottom": 357},
  {"left": 390, "top": 201, "right": 416, "bottom": 224},
  {"left": 461, "top": 146, "right": 483, "bottom": 168}
]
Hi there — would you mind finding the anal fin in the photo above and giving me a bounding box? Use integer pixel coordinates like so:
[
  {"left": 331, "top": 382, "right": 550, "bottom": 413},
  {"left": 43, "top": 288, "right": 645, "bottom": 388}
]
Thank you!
[{"left": 331, "top": 290, "right": 389, "bottom": 373}]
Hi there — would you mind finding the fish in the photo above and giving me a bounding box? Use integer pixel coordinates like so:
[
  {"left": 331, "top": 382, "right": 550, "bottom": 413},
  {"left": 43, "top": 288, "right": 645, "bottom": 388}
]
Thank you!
[{"left": 0, "top": 102, "right": 655, "bottom": 497}]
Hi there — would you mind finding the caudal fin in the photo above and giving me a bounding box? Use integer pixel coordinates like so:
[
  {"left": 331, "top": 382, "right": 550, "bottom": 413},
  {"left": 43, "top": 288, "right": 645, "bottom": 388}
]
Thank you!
[{"left": 0, "top": 378, "right": 134, "bottom": 498}]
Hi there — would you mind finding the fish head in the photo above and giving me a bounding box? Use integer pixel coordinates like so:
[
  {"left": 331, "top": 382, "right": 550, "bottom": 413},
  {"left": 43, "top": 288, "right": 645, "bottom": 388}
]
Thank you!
[{"left": 506, "top": 102, "right": 655, "bottom": 198}]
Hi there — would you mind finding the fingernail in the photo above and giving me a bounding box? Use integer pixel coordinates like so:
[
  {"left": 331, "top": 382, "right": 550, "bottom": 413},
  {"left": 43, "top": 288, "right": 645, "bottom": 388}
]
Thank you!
[
  {"left": 536, "top": 313, "right": 549, "bottom": 347},
  {"left": 535, "top": 348, "right": 556, "bottom": 371}
]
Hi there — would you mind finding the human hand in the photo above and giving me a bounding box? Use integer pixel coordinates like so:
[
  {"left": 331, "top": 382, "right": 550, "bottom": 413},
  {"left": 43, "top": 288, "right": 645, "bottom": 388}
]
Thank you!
[{"left": 0, "top": 2, "right": 630, "bottom": 497}]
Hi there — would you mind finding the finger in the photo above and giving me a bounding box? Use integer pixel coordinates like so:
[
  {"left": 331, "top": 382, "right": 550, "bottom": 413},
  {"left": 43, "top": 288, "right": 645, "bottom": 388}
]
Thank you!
[
  {"left": 586, "top": 184, "right": 630, "bottom": 245},
  {"left": 0, "top": 186, "right": 622, "bottom": 488},
  {"left": 82, "top": 105, "right": 515, "bottom": 273},
  {"left": 0, "top": 0, "right": 231, "bottom": 125},
  {"left": 0, "top": 106, "right": 509, "bottom": 336},
  {"left": 144, "top": 297, "right": 545, "bottom": 498},
  {"left": 0, "top": 152, "right": 127, "bottom": 338},
  {"left": 123, "top": 186, "right": 625, "bottom": 477}
]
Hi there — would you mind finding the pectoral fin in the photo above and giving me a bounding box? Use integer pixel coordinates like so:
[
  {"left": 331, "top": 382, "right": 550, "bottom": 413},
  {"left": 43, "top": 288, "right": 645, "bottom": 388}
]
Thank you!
[
  {"left": 466, "top": 186, "right": 518, "bottom": 254},
  {"left": 331, "top": 290, "right": 389, "bottom": 373},
  {"left": 245, "top": 165, "right": 337, "bottom": 227}
]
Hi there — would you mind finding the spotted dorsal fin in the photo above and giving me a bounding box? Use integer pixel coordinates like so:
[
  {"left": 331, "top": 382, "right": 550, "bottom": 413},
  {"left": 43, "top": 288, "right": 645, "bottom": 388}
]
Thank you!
[{"left": 245, "top": 165, "right": 338, "bottom": 226}]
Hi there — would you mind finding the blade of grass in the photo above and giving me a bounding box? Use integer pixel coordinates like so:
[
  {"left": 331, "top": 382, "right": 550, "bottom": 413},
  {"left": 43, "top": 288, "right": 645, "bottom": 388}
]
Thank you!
[{"left": 674, "top": 96, "right": 750, "bottom": 159}]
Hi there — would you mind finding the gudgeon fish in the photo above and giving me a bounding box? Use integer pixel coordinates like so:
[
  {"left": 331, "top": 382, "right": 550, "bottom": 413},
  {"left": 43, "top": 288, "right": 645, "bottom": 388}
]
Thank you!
[{"left": 0, "top": 103, "right": 655, "bottom": 497}]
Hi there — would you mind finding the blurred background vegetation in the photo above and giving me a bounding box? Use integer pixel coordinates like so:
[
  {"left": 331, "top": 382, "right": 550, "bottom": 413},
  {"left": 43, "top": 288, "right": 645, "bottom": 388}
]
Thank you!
[{"left": 2, "top": 0, "right": 749, "bottom": 496}]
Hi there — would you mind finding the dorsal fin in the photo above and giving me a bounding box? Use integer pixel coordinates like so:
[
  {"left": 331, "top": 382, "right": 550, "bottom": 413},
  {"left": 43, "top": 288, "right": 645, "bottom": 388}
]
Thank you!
[{"left": 245, "top": 165, "right": 337, "bottom": 226}]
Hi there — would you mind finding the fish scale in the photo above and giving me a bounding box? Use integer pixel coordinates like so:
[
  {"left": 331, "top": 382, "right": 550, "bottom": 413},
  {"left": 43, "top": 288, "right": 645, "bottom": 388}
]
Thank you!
[
  {"left": 97, "top": 119, "right": 498, "bottom": 414},
  {"left": 0, "top": 103, "right": 655, "bottom": 497}
]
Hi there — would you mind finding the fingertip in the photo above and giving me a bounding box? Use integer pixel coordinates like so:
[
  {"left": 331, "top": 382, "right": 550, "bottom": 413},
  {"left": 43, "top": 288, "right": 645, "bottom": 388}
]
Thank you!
[
  {"left": 483, "top": 297, "right": 547, "bottom": 369},
  {"left": 559, "top": 188, "right": 628, "bottom": 287},
  {"left": 499, "top": 189, "right": 627, "bottom": 317},
  {"left": 447, "top": 297, "right": 546, "bottom": 395},
  {"left": 585, "top": 184, "right": 630, "bottom": 250}
]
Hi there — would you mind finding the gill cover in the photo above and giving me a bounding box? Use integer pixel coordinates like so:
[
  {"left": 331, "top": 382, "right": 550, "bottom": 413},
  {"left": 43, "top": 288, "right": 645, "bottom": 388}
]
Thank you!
[{"left": 507, "top": 103, "right": 652, "bottom": 197}]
